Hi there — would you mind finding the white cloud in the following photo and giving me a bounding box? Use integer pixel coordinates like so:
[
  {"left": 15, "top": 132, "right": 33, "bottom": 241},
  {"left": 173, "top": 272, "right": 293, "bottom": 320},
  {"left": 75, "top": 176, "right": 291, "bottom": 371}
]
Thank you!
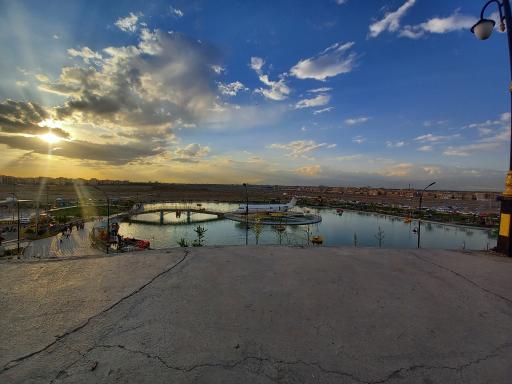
[
  {"left": 345, "top": 116, "right": 370, "bottom": 125},
  {"left": 386, "top": 141, "right": 405, "bottom": 148},
  {"left": 296, "top": 164, "right": 322, "bottom": 176},
  {"left": 115, "top": 12, "right": 141, "bottom": 33},
  {"left": 369, "top": 0, "right": 416, "bottom": 38},
  {"left": 313, "top": 107, "right": 334, "bottom": 115},
  {"left": 400, "top": 10, "right": 476, "bottom": 39},
  {"left": 250, "top": 57, "right": 265, "bottom": 73},
  {"left": 422, "top": 166, "right": 441, "bottom": 175},
  {"left": 173, "top": 143, "right": 210, "bottom": 162},
  {"left": 269, "top": 140, "right": 336, "bottom": 158},
  {"left": 295, "top": 93, "right": 330, "bottom": 109},
  {"left": 255, "top": 74, "right": 290, "bottom": 101},
  {"left": 53, "top": 34, "right": 60, "bottom": 40},
  {"left": 418, "top": 145, "right": 433, "bottom": 152},
  {"left": 442, "top": 113, "right": 510, "bottom": 156},
  {"left": 290, "top": 42, "right": 357, "bottom": 81},
  {"left": 170, "top": 6, "right": 184, "bottom": 18},
  {"left": 335, "top": 0, "right": 348, "bottom": 4},
  {"left": 35, "top": 74, "right": 49, "bottom": 82},
  {"left": 38, "top": 28, "right": 224, "bottom": 146},
  {"left": 336, "top": 154, "right": 363, "bottom": 161},
  {"left": 352, "top": 135, "right": 365, "bottom": 144},
  {"left": 217, "top": 81, "right": 248, "bottom": 97},
  {"left": 414, "top": 133, "right": 460, "bottom": 143},
  {"left": 250, "top": 58, "right": 290, "bottom": 101},
  {"left": 211, "top": 65, "right": 225, "bottom": 74},
  {"left": 443, "top": 143, "right": 500, "bottom": 157},
  {"left": 67, "top": 47, "right": 103, "bottom": 64},
  {"left": 464, "top": 112, "right": 511, "bottom": 130},
  {"left": 308, "top": 87, "right": 332, "bottom": 93},
  {"left": 377, "top": 162, "right": 414, "bottom": 177}
]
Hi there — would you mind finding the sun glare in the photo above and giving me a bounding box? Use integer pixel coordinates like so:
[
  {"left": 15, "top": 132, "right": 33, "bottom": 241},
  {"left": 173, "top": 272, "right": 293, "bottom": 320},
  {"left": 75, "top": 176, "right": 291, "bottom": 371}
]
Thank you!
[{"left": 39, "top": 132, "right": 62, "bottom": 144}]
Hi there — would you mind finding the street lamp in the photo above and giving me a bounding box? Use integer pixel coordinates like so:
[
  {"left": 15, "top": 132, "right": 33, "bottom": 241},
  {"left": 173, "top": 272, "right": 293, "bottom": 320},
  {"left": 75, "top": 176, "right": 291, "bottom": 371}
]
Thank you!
[
  {"left": 472, "top": 0, "right": 512, "bottom": 256},
  {"left": 10, "top": 192, "right": 20, "bottom": 255},
  {"left": 93, "top": 186, "right": 110, "bottom": 254},
  {"left": 243, "top": 183, "right": 249, "bottom": 245},
  {"left": 417, "top": 181, "right": 436, "bottom": 249}
]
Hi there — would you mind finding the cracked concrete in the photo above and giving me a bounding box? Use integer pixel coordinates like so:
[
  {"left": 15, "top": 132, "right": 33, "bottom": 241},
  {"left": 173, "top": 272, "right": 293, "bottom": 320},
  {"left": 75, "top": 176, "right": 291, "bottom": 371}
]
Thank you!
[{"left": 1, "top": 246, "right": 512, "bottom": 383}]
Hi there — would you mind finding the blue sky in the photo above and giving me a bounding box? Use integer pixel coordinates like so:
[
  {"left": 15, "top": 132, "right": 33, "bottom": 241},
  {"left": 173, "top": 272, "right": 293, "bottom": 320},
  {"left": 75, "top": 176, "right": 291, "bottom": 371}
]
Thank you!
[{"left": 0, "top": 0, "right": 510, "bottom": 190}]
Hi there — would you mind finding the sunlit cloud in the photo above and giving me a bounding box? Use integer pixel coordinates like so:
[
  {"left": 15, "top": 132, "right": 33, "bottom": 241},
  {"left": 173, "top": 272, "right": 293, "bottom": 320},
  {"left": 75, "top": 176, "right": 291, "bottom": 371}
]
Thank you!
[
  {"left": 369, "top": 0, "right": 416, "bottom": 38},
  {"left": 290, "top": 42, "right": 358, "bottom": 81},
  {"left": 115, "top": 12, "right": 141, "bottom": 32},
  {"left": 269, "top": 140, "right": 336, "bottom": 158}
]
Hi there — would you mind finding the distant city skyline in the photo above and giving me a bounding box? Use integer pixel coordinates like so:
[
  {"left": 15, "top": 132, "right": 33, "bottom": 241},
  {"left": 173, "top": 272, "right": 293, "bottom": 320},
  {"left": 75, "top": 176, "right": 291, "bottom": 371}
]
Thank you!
[{"left": 0, "top": 0, "right": 510, "bottom": 190}]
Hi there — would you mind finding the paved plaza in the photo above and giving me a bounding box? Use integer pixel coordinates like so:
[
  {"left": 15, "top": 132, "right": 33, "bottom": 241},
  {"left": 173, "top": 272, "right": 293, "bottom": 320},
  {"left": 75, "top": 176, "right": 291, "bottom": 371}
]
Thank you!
[{"left": 1, "top": 246, "right": 511, "bottom": 383}]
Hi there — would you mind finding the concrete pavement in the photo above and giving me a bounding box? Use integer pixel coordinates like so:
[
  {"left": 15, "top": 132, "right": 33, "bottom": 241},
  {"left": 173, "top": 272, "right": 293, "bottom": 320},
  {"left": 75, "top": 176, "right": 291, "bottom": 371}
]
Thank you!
[
  {"left": 0, "top": 246, "right": 511, "bottom": 383},
  {"left": 22, "top": 221, "right": 102, "bottom": 259}
]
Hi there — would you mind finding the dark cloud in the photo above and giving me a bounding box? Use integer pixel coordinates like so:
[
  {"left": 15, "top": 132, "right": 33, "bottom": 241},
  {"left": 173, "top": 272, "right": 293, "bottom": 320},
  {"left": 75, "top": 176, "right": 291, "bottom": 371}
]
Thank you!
[
  {"left": 0, "top": 99, "right": 72, "bottom": 138},
  {"left": 0, "top": 134, "right": 162, "bottom": 164}
]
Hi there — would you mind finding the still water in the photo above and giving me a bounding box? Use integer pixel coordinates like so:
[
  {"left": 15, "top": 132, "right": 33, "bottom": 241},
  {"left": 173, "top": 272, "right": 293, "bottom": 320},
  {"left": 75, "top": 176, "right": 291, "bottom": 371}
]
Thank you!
[{"left": 118, "top": 202, "right": 496, "bottom": 250}]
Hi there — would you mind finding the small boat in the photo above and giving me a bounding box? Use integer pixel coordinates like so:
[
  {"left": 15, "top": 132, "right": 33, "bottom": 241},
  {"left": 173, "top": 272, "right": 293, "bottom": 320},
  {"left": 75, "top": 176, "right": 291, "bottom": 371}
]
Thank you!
[
  {"left": 275, "top": 224, "right": 286, "bottom": 232},
  {"left": 311, "top": 235, "right": 324, "bottom": 245},
  {"left": 336, "top": 208, "right": 344, "bottom": 215},
  {"left": 404, "top": 216, "right": 412, "bottom": 223}
]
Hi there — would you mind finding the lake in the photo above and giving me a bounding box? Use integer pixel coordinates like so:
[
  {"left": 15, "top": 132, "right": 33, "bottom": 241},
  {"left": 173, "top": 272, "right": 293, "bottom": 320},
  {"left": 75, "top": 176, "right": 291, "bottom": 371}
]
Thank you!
[{"left": 117, "top": 202, "right": 496, "bottom": 250}]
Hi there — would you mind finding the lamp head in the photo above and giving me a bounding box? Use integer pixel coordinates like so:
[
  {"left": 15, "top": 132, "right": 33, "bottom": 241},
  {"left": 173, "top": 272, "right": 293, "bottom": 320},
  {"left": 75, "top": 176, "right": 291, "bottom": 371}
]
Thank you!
[{"left": 471, "top": 18, "right": 496, "bottom": 40}]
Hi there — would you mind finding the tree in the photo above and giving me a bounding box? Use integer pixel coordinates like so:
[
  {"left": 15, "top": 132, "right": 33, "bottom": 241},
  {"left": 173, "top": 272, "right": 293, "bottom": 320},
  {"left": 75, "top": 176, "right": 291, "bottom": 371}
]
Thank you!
[
  {"left": 304, "top": 225, "right": 312, "bottom": 245},
  {"left": 192, "top": 225, "right": 207, "bottom": 247},
  {"left": 251, "top": 219, "right": 263, "bottom": 245},
  {"left": 375, "top": 226, "right": 385, "bottom": 248}
]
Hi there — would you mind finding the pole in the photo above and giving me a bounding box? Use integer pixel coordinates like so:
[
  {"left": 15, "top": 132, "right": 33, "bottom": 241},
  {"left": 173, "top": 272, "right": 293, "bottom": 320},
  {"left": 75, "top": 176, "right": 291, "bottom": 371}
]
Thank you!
[
  {"left": 106, "top": 197, "right": 110, "bottom": 254},
  {"left": 417, "top": 193, "right": 423, "bottom": 249},
  {"left": 503, "top": 0, "right": 512, "bottom": 171},
  {"left": 17, "top": 199, "right": 20, "bottom": 255},
  {"left": 245, "top": 184, "right": 249, "bottom": 245},
  {"left": 417, "top": 182, "right": 435, "bottom": 249},
  {"left": 489, "top": 0, "right": 512, "bottom": 255},
  {"left": 93, "top": 186, "right": 110, "bottom": 254}
]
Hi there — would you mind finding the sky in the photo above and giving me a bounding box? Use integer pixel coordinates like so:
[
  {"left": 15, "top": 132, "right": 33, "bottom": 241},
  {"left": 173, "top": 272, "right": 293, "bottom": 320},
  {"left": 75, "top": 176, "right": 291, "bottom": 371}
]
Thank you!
[{"left": 0, "top": 0, "right": 510, "bottom": 190}]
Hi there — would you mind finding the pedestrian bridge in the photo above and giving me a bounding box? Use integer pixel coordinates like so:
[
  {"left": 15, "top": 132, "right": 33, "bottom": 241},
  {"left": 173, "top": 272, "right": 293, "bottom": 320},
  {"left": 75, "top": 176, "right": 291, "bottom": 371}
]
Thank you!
[{"left": 127, "top": 203, "right": 225, "bottom": 225}]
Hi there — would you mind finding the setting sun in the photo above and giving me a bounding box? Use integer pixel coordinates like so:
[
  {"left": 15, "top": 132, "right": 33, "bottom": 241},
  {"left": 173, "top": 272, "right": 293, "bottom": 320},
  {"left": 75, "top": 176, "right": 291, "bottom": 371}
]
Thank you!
[{"left": 39, "top": 132, "right": 62, "bottom": 144}]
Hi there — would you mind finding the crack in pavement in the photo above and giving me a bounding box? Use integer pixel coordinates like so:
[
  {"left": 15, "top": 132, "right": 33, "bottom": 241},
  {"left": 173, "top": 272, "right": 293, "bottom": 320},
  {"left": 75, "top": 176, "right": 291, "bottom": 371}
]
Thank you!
[
  {"left": 411, "top": 251, "right": 512, "bottom": 307},
  {"left": 77, "top": 344, "right": 367, "bottom": 383},
  {"left": 368, "top": 341, "right": 512, "bottom": 383},
  {"left": 59, "top": 341, "right": 512, "bottom": 384},
  {"left": 0, "top": 250, "right": 190, "bottom": 374}
]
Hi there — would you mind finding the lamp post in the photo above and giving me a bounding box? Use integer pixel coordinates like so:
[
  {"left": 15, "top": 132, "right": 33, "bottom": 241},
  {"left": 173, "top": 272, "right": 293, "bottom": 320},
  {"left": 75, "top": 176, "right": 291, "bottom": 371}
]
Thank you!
[
  {"left": 243, "top": 183, "right": 249, "bottom": 245},
  {"left": 93, "top": 186, "right": 110, "bottom": 254},
  {"left": 417, "top": 181, "right": 436, "bottom": 249},
  {"left": 472, "top": 0, "right": 512, "bottom": 256},
  {"left": 10, "top": 192, "right": 20, "bottom": 255}
]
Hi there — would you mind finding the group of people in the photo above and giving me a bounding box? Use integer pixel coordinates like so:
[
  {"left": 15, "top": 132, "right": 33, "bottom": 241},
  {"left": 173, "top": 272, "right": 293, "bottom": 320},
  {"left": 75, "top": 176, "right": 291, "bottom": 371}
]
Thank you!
[{"left": 59, "top": 221, "right": 85, "bottom": 243}]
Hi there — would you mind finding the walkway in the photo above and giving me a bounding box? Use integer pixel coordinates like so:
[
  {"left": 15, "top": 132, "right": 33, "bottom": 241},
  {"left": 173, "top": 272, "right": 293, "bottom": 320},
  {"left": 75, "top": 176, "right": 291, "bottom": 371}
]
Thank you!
[
  {"left": 1, "top": 247, "right": 511, "bottom": 383},
  {"left": 22, "top": 221, "right": 102, "bottom": 258}
]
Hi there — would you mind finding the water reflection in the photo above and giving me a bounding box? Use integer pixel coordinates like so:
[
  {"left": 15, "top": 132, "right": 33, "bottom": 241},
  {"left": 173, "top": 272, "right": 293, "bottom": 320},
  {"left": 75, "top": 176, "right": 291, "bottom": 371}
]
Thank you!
[{"left": 118, "top": 202, "right": 496, "bottom": 250}]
